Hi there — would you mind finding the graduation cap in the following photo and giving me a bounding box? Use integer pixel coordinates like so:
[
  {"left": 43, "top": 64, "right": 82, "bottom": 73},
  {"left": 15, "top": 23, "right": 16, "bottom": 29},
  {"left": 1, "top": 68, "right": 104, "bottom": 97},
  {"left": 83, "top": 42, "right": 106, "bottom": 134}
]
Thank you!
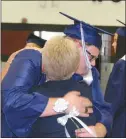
[
  {"left": 116, "top": 19, "right": 126, "bottom": 26},
  {"left": 60, "top": 12, "right": 113, "bottom": 49},
  {"left": 26, "top": 33, "right": 46, "bottom": 48},
  {"left": 116, "top": 20, "right": 126, "bottom": 37}
]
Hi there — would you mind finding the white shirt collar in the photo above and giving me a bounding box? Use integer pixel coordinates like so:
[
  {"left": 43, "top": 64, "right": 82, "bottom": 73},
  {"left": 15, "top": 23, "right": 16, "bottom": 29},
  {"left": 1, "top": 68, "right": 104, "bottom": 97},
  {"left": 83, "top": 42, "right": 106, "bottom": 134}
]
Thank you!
[{"left": 121, "top": 55, "right": 126, "bottom": 61}]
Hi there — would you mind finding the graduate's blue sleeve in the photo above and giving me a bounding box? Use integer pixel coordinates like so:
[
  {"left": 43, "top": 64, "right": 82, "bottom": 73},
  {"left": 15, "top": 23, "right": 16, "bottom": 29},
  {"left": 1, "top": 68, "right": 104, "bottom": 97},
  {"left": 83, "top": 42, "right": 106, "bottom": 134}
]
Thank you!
[
  {"left": 91, "top": 67, "right": 113, "bottom": 134},
  {"left": 1, "top": 49, "right": 49, "bottom": 137}
]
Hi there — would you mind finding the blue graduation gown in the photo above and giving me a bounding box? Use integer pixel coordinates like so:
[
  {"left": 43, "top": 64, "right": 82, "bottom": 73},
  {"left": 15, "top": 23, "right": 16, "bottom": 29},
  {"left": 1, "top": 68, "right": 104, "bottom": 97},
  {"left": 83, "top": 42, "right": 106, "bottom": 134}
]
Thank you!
[
  {"left": 28, "top": 79, "right": 101, "bottom": 138},
  {"left": 105, "top": 58, "right": 126, "bottom": 137},
  {"left": 1, "top": 50, "right": 48, "bottom": 137},
  {"left": 72, "top": 67, "right": 113, "bottom": 135}
]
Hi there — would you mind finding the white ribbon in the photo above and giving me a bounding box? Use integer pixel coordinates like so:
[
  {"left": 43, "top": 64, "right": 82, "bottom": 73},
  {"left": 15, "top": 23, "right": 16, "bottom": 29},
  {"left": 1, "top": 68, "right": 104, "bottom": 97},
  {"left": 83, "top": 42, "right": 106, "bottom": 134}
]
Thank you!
[
  {"left": 80, "top": 22, "right": 93, "bottom": 85},
  {"left": 80, "top": 22, "right": 92, "bottom": 70},
  {"left": 57, "top": 107, "right": 97, "bottom": 137}
]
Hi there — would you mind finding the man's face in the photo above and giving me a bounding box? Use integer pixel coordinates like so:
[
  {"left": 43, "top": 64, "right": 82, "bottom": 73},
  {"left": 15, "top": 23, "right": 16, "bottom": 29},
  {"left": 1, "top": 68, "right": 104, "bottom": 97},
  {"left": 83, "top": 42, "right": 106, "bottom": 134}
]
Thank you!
[
  {"left": 86, "top": 45, "right": 99, "bottom": 66},
  {"left": 74, "top": 39, "right": 99, "bottom": 76}
]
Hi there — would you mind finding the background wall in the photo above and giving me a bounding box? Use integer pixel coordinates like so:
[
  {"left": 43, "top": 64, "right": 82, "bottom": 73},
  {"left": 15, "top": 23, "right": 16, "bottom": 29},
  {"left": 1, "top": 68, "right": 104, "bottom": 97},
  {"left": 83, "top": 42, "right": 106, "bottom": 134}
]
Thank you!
[
  {"left": 2, "top": 1, "right": 125, "bottom": 26},
  {"left": 1, "top": 31, "right": 31, "bottom": 56}
]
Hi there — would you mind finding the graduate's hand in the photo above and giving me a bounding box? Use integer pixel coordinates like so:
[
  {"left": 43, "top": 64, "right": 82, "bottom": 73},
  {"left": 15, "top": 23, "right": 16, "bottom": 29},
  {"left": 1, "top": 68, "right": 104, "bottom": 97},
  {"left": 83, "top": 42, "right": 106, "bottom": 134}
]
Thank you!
[
  {"left": 63, "top": 91, "right": 93, "bottom": 117},
  {"left": 75, "top": 126, "right": 96, "bottom": 138},
  {"left": 75, "top": 123, "right": 107, "bottom": 137}
]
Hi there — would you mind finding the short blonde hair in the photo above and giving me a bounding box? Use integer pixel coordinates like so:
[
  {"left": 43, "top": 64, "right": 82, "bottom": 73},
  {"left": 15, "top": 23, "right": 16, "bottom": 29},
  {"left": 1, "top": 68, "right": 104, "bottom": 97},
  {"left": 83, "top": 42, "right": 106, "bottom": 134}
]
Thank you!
[{"left": 42, "top": 36, "right": 80, "bottom": 80}]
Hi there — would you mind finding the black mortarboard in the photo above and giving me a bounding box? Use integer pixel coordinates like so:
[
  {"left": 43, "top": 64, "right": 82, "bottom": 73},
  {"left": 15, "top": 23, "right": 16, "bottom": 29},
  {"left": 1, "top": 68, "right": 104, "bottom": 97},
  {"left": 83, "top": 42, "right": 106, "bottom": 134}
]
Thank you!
[{"left": 26, "top": 33, "right": 46, "bottom": 48}]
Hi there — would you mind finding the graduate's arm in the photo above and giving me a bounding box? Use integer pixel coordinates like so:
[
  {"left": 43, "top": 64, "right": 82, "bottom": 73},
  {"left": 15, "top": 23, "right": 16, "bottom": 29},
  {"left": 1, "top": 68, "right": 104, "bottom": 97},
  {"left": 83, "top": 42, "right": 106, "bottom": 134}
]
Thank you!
[
  {"left": 93, "top": 101, "right": 112, "bottom": 136},
  {"left": 75, "top": 67, "right": 111, "bottom": 138},
  {"left": 2, "top": 49, "right": 48, "bottom": 137},
  {"left": 75, "top": 123, "right": 107, "bottom": 137},
  {"left": 40, "top": 91, "right": 93, "bottom": 117},
  {"left": 92, "top": 67, "right": 113, "bottom": 136}
]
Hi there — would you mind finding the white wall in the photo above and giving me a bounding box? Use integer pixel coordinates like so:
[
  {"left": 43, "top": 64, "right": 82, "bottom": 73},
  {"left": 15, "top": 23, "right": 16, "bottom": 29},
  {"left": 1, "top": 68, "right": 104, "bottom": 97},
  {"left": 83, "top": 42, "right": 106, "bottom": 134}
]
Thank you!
[{"left": 2, "top": 1, "right": 125, "bottom": 26}]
